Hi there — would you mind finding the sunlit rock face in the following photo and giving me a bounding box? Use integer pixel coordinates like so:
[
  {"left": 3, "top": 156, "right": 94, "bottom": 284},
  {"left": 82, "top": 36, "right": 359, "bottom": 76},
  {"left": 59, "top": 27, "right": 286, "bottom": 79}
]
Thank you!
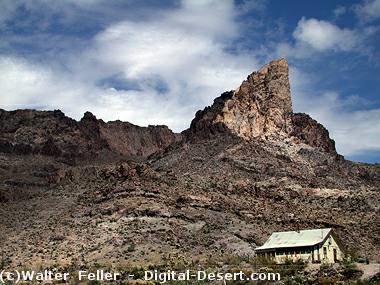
[
  {"left": 189, "top": 59, "right": 293, "bottom": 140},
  {"left": 220, "top": 58, "right": 293, "bottom": 139},
  {"left": 187, "top": 58, "right": 336, "bottom": 155}
]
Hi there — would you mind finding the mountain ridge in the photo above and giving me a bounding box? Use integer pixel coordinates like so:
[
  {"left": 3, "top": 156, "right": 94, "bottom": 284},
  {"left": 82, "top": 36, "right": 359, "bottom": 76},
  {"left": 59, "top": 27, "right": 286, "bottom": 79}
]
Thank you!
[
  {"left": 0, "top": 108, "right": 181, "bottom": 163},
  {"left": 0, "top": 59, "right": 379, "bottom": 270},
  {"left": 185, "top": 59, "right": 337, "bottom": 157},
  {"left": 1, "top": 59, "right": 337, "bottom": 162}
]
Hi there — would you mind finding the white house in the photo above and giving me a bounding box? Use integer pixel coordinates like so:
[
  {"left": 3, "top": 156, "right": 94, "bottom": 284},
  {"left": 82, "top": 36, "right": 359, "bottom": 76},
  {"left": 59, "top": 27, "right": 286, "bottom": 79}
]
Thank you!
[{"left": 255, "top": 228, "right": 344, "bottom": 264}]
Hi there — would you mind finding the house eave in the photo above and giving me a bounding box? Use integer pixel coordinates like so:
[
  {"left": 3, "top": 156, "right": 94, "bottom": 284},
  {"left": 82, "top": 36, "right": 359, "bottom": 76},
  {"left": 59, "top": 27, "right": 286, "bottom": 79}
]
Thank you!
[{"left": 255, "top": 243, "right": 322, "bottom": 253}]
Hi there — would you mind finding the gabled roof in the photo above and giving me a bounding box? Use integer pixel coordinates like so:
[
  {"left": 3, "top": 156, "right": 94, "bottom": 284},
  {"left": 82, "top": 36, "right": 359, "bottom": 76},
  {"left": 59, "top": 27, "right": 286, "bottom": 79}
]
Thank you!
[{"left": 255, "top": 228, "right": 332, "bottom": 251}]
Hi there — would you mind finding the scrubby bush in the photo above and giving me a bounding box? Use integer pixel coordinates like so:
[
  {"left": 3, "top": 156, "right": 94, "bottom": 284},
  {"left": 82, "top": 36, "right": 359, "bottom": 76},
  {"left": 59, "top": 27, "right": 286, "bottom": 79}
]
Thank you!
[
  {"left": 277, "top": 258, "right": 306, "bottom": 278},
  {"left": 341, "top": 259, "right": 363, "bottom": 280}
]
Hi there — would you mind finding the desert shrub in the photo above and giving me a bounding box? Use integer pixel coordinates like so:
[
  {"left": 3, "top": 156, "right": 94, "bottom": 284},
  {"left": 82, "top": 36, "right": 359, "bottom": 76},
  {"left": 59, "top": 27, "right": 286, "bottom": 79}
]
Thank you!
[
  {"left": 129, "top": 266, "right": 146, "bottom": 279},
  {"left": 250, "top": 255, "right": 276, "bottom": 270},
  {"left": 127, "top": 243, "right": 135, "bottom": 252},
  {"left": 341, "top": 259, "right": 363, "bottom": 280},
  {"left": 277, "top": 258, "right": 306, "bottom": 277},
  {"left": 0, "top": 253, "right": 5, "bottom": 270},
  {"left": 344, "top": 246, "right": 361, "bottom": 262},
  {"left": 221, "top": 254, "right": 251, "bottom": 266}
]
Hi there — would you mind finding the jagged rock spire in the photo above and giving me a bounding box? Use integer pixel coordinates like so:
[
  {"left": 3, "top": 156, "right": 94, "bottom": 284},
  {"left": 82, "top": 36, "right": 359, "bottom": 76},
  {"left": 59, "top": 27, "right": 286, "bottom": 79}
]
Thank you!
[
  {"left": 187, "top": 58, "right": 337, "bottom": 155},
  {"left": 189, "top": 58, "right": 293, "bottom": 139}
]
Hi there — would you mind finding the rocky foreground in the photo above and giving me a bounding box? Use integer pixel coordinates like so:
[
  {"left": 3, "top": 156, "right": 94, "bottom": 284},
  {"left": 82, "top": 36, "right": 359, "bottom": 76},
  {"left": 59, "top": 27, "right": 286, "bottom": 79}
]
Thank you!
[{"left": 0, "top": 60, "right": 379, "bottom": 280}]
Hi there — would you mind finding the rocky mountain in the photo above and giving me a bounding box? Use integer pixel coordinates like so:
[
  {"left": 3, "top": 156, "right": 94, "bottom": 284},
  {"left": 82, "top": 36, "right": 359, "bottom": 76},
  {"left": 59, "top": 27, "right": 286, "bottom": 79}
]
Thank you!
[
  {"left": 187, "top": 59, "right": 336, "bottom": 155},
  {"left": 0, "top": 109, "right": 180, "bottom": 163},
  {"left": 188, "top": 59, "right": 293, "bottom": 140},
  {"left": 0, "top": 59, "right": 379, "bottom": 274}
]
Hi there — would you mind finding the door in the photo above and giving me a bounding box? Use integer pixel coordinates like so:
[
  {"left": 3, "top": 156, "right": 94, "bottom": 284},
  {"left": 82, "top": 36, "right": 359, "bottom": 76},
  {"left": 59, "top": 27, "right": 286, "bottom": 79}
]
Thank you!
[{"left": 333, "top": 249, "right": 337, "bottom": 262}]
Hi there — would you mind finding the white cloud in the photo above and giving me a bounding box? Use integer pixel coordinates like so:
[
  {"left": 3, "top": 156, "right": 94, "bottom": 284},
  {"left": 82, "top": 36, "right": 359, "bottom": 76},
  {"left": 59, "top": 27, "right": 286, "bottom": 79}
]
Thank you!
[
  {"left": 237, "top": 0, "right": 267, "bottom": 14},
  {"left": 275, "top": 17, "right": 377, "bottom": 59},
  {"left": 78, "top": 0, "right": 258, "bottom": 129},
  {"left": 355, "top": 0, "right": 380, "bottom": 22},
  {"left": 0, "top": 56, "right": 197, "bottom": 129},
  {"left": 91, "top": 19, "right": 252, "bottom": 94},
  {"left": 293, "top": 17, "right": 360, "bottom": 52},
  {"left": 0, "top": 0, "right": 258, "bottom": 131},
  {"left": 164, "top": 0, "right": 238, "bottom": 38},
  {"left": 0, "top": 56, "right": 91, "bottom": 114}
]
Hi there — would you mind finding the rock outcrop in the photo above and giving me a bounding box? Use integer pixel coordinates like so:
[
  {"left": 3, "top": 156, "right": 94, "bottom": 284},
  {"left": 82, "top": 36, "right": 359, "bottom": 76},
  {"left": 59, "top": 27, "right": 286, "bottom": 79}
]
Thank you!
[
  {"left": 98, "top": 120, "right": 181, "bottom": 157},
  {"left": 188, "top": 59, "right": 293, "bottom": 139},
  {"left": 187, "top": 59, "right": 336, "bottom": 154}
]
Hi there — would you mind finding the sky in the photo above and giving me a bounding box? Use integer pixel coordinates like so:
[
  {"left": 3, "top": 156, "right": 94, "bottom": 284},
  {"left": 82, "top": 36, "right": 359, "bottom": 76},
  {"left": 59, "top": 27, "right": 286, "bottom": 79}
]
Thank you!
[{"left": 0, "top": 0, "right": 380, "bottom": 163}]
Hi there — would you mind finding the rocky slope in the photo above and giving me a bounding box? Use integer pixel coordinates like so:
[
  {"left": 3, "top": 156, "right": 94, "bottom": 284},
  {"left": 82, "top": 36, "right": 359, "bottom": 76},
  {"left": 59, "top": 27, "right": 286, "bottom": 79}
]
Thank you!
[{"left": 0, "top": 59, "right": 379, "bottom": 272}]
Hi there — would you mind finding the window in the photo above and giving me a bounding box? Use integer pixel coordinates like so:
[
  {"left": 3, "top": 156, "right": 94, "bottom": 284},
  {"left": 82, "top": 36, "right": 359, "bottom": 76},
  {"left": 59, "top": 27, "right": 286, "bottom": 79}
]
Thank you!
[{"left": 323, "top": 247, "right": 327, "bottom": 257}]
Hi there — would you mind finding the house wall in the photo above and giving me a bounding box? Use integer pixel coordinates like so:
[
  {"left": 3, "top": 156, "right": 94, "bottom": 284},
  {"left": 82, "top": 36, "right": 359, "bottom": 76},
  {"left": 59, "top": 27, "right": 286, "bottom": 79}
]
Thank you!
[
  {"left": 260, "top": 234, "right": 343, "bottom": 264},
  {"left": 320, "top": 234, "right": 343, "bottom": 263},
  {"left": 274, "top": 247, "right": 314, "bottom": 263}
]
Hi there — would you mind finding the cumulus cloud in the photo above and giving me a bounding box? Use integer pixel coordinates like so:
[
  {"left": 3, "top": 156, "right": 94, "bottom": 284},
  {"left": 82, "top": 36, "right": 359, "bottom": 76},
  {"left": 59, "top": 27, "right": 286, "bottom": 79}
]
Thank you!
[
  {"left": 90, "top": 19, "right": 254, "bottom": 100},
  {"left": 0, "top": 55, "right": 199, "bottom": 129},
  {"left": 293, "top": 17, "right": 360, "bottom": 52},
  {"left": 276, "top": 17, "right": 377, "bottom": 59},
  {"left": 304, "top": 98, "right": 380, "bottom": 157},
  {"left": 0, "top": 56, "right": 92, "bottom": 115},
  {"left": 0, "top": 0, "right": 258, "bottom": 131},
  {"left": 281, "top": 15, "right": 380, "bottom": 157},
  {"left": 81, "top": 0, "right": 259, "bottom": 129}
]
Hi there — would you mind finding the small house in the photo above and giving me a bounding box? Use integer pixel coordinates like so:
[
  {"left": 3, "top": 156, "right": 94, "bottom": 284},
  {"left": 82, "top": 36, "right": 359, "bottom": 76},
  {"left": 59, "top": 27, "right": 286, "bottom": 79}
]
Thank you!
[{"left": 255, "top": 228, "right": 343, "bottom": 263}]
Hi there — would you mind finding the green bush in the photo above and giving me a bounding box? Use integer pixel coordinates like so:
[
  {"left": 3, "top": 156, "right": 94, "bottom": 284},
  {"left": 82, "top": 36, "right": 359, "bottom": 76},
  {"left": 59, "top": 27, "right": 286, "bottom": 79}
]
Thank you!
[
  {"left": 127, "top": 243, "right": 135, "bottom": 252},
  {"left": 341, "top": 259, "right": 363, "bottom": 280}
]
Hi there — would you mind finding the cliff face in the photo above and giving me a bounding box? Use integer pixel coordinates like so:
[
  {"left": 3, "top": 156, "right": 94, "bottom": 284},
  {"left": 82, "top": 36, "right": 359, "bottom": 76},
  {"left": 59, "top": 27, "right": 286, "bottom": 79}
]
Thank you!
[
  {"left": 188, "top": 59, "right": 293, "bottom": 139},
  {"left": 0, "top": 109, "right": 180, "bottom": 162},
  {"left": 187, "top": 58, "right": 336, "bottom": 155},
  {"left": 98, "top": 120, "right": 181, "bottom": 157}
]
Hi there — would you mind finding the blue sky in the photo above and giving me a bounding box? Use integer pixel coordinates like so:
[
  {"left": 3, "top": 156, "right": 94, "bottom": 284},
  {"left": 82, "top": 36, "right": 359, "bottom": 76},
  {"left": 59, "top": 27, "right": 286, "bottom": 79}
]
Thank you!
[{"left": 0, "top": 0, "right": 380, "bottom": 163}]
